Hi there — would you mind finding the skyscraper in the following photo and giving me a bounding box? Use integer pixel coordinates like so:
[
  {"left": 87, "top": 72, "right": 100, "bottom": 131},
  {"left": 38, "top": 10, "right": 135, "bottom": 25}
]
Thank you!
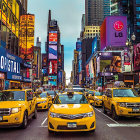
[
  {"left": 103, "top": 0, "right": 111, "bottom": 18},
  {"left": 85, "top": 0, "right": 104, "bottom": 26},
  {"left": 110, "top": 0, "right": 140, "bottom": 43}
]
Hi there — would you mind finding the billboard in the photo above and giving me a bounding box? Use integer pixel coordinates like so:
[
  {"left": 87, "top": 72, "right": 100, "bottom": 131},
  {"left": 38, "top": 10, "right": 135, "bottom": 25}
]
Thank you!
[
  {"left": 19, "top": 15, "right": 35, "bottom": 60},
  {"left": 49, "top": 31, "right": 57, "bottom": 44},
  {"left": 76, "top": 41, "right": 82, "bottom": 51},
  {"left": 101, "top": 16, "right": 127, "bottom": 50},
  {"left": 121, "top": 48, "right": 131, "bottom": 72},
  {"left": 134, "top": 43, "right": 140, "bottom": 71},
  {"left": 92, "top": 36, "right": 97, "bottom": 54},
  {"left": 49, "top": 45, "right": 57, "bottom": 59},
  {"left": 48, "top": 76, "right": 57, "bottom": 86},
  {"left": 86, "top": 64, "right": 90, "bottom": 78},
  {"left": 0, "top": 0, "right": 19, "bottom": 37},
  {"left": 97, "top": 52, "right": 122, "bottom": 75},
  {"left": 49, "top": 60, "right": 57, "bottom": 75}
]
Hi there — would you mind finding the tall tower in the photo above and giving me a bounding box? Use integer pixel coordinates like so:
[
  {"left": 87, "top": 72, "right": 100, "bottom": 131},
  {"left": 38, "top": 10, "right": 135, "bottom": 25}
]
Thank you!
[{"left": 85, "top": 0, "right": 104, "bottom": 26}]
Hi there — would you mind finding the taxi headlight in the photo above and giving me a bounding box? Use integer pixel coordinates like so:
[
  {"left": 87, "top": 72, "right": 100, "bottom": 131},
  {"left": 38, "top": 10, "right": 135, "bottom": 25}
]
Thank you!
[
  {"left": 119, "top": 102, "right": 126, "bottom": 107},
  {"left": 50, "top": 112, "right": 61, "bottom": 118},
  {"left": 11, "top": 108, "right": 21, "bottom": 114},
  {"left": 83, "top": 112, "right": 93, "bottom": 118}
]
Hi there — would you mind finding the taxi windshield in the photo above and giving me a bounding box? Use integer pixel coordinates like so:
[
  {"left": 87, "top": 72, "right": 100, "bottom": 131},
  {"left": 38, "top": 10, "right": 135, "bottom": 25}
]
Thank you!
[
  {"left": 40, "top": 92, "right": 47, "bottom": 98},
  {"left": 95, "top": 92, "right": 102, "bottom": 96},
  {"left": 47, "top": 91, "right": 55, "bottom": 95},
  {"left": 54, "top": 94, "right": 88, "bottom": 104},
  {"left": 0, "top": 91, "right": 25, "bottom": 101},
  {"left": 89, "top": 91, "right": 94, "bottom": 95},
  {"left": 113, "top": 89, "right": 139, "bottom": 97}
]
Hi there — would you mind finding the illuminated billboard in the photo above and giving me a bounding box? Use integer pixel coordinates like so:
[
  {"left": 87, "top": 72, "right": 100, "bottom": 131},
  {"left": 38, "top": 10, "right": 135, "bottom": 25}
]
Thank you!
[
  {"left": 42, "top": 54, "right": 47, "bottom": 68},
  {"left": 97, "top": 52, "right": 122, "bottom": 75},
  {"left": 48, "top": 76, "right": 57, "bottom": 86},
  {"left": 49, "top": 45, "right": 57, "bottom": 59},
  {"left": 101, "top": 16, "right": 127, "bottom": 51},
  {"left": 19, "top": 14, "right": 35, "bottom": 60},
  {"left": 49, "top": 60, "right": 57, "bottom": 75},
  {"left": 0, "top": 0, "right": 19, "bottom": 37},
  {"left": 134, "top": 43, "right": 140, "bottom": 71},
  {"left": 49, "top": 31, "right": 57, "bottom": 44}
]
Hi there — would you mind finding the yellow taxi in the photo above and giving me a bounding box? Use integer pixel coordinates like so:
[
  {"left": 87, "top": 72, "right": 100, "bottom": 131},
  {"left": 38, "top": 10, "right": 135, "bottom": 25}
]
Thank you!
[
  {"left": 48, "top": 92, "right": 96, "bottom": 133},
  {"left": 93, "top": 91, "right": 103, "bottom": 107},
  {"left": 102, "top": 88, "right": 140, "bottom": 120},
  {"left": 36, "top": 92, "right": 50, "bottom": 110},
  {"left": 0, "top": 89, "right": 37, "bottom": 128}
]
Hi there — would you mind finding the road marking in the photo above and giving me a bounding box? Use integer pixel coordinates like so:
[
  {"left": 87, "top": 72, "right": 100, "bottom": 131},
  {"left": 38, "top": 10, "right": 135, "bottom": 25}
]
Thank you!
[
  {"left": 94, "top": 107, "right": 119, "bottom": 124},
  {"left": 107, "top": 124, "right": 140, "bottom": 127},
  {"left": 41, "top": 118, "right": 48, "bottom": 126},
  {"left": 38, "top": 126, "right": 48, "bottom": 128}
]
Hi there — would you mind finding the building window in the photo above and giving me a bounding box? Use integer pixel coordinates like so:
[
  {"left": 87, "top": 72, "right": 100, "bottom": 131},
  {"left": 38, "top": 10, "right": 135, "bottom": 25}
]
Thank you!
[
  {"left": 136, "top": 0, "right": 140, "bottom": 4},
  {"left": 137, "top": 22, "right": 140, "bottom": 26},
  {"left": 136, "top": 7, "right": 140, "bottom": 11}
]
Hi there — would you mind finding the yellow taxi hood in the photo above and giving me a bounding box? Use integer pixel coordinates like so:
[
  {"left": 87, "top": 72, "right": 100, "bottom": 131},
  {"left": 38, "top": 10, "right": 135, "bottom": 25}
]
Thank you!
[
  {"left": 114, "top": 97, "right": 140, "bottom": 103},
  {"left": 50, "top": 104, "right": 93, "bottom": 114},
  {"left": 0, "top": 101, "right": 25, "bottom": 108},
  {"left": 37, "top": 98, "right": 48, "bottom": 102},
  {"left": 95, "top": 96, "right": 102, "bottom": 100}
]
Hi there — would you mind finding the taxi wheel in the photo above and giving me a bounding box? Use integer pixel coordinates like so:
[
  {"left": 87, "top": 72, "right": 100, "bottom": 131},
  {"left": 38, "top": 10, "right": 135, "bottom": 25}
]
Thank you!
[
  {"left": 112, "top": 106, "right": 119, "bottom": 121},
  {"left": 21, "top": 112, "right": 28, "bottom": 129},
  {"left": 33, "top": 107, "right": 37, "bottom": 119},
  {"left": 103, "top": 104, "right": 107, "bottom": 114}
]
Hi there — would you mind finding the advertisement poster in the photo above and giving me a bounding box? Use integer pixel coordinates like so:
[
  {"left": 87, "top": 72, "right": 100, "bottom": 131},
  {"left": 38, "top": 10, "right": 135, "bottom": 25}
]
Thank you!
[
  {"left": 49, "top": 60, "right": 57, "bottom": 75},
  {"left": 92, "top": 36, "right": 97, "bottom": 54},
  {"left": 134, "top": 43, "right": 140, "bottom": 71},
  {"left": 49, "top": 45, "right": 57, "bottom": 59},
  {"left": 19, "top": 14, "right": 35, "bottom": 60},
  {"left": 49, "top": 31, "right": 57, "bottom": 44},
  {"left": 97, "top": 52, "right": 122, "bottom": 74},
  {"left": 101, "top": 16, "right": 127, "bottom": 50},
  {"left": 48, "top": 76, "right": 57, "bottom": 86}
]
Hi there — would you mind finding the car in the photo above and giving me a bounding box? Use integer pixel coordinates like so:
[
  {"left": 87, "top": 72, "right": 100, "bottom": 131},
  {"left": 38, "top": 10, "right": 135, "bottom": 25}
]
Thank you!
[
  {"left": 102, "top": 88, "right": 140, "bottom": 120},
  {"left": 36, "top": 92, "right": 50, "bottom": 110},
  {"left": 0, "top": 89, "right": 37, "bottom": 128},
  {"left": 48, "top": 92, "right": 96, "bottom": 133},
  {"left": 93, "top": 91, "right": 103, "bottom": 107}
]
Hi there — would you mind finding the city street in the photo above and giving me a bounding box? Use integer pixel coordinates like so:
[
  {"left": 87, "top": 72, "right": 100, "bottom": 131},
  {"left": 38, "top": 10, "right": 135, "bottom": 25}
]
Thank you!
[{"left": 0, "top": 107, "right": 140, "bottom": 140}]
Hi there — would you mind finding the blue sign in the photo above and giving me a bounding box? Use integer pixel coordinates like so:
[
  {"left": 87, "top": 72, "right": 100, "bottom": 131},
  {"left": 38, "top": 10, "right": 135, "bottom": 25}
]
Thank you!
[
  {"left": 92, "top": 36, "right": 97, "bottom": 54},
  {"left": 0, "top": 47, "right": 22, "bottom": 81},
  {"left": 76, "top": 42, "right": 82, "bottom": 52},
  {"left": 58, "top": 71, "right": 62, "bottom": 83},
  {"left": 23, "top": 77, "right": 31, "bottom": 82},
  {"left": 48, "top": 76, "right": 57, "bottom": 86},
  {"left": 5, "top": 81, "right": 9, "bottom": 90}
]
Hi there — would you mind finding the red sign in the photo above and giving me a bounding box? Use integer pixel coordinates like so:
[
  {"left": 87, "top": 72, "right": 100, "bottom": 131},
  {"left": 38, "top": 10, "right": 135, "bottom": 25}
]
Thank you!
[
  {"left": 49, "top": 33, "right": 57, "bottom": 42},
  {"left": 49, "top": 60, "right": 57, "bottom": 75},
  {"left": 114, "top": 21, "right": 124, "bottom": 31}
]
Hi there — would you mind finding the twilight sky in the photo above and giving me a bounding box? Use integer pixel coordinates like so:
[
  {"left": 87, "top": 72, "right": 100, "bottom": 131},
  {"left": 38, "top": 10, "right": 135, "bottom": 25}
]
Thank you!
[{"left": 28, "top": 0, "right": 85, "bottom": 83}]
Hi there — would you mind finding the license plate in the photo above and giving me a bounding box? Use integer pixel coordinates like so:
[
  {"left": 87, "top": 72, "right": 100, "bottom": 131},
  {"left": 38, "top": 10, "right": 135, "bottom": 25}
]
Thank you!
[
  {"left": 132, "top": 108, "right": 140, "bottom": 112},
  {"left": 0, "top": 116, "right": 3, "bottom": 121},
  {"left": 67, "top": 122, "right": 77, "bottom": 128}
]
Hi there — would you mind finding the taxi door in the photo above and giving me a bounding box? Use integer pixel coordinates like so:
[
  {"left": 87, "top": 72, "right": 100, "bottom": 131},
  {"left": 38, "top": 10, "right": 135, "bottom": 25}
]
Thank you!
[
  {"left": 27, "top": 90, "right": 33, "bottom": 116},
  {"left": 106, "top": 89, "right": 112, "bottom": 110}
]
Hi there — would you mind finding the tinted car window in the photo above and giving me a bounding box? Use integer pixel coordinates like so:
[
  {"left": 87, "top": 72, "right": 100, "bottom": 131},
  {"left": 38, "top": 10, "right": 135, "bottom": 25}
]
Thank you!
[
  {"left": 54, "top": 94, "right": 88, "bottom": 104},
  {"left": 0, "top": 91, "right": 25, "bottom": 101},
  {"left": 113, "top": 89, "right": 139, "bottom": 97}
]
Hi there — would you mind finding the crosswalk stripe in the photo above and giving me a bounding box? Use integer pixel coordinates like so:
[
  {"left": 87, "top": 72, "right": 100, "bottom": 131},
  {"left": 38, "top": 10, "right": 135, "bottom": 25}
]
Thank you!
[{"left": 107, "top": 124, "right": 140, "bottom": 127}]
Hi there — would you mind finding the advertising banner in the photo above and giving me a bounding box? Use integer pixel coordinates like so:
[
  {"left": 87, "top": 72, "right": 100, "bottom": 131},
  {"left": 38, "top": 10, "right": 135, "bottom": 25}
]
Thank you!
[
  {"left": 49, "top": 60, "right": 57, "bottom": 75},
  {"left": 58, "top": 71, "right": 62, "bottom": 83},
  {"left": 49, "top": 45, "right": 57, "bottom": 59},
  {"left": 0, "top": 0, "right": 19, "bottom": 36},
  {"left": 48, "top": 76, "right": 57, "bottom": 86},
  {"left": 19, "top": 14, "right": 35, "bottom": 60},
  {"left": 121, "top": 48, "right": 131, "bottom": 72},
  {"left": 97, "top": 52, "right": 122, "bottom": 75},
  {"left": 76, "top": 41, "right": 82, "bottom": 51},
  {"left": 49, "top": 31, "right": 57, "bottom": 44},
  {"left": 101, "top": 16, "right": 127, "bottom": 50},
  {"left": 92, "top": 36, "right": 97, "bottom": 54},
  {"left": 134, "top": 43, "right": 140, "bottom": 71},
  {"left": 0, "top": 46, "right": 22, "bottom": 81},
  {"left": 86, "top": 64, "right": 90, "bottom": 78}
]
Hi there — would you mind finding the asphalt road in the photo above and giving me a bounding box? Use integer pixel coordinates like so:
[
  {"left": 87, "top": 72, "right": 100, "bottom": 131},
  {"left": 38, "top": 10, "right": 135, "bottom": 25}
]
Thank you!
[{"left": 0, "top": 107, "right": 140, "bottom": 140}]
